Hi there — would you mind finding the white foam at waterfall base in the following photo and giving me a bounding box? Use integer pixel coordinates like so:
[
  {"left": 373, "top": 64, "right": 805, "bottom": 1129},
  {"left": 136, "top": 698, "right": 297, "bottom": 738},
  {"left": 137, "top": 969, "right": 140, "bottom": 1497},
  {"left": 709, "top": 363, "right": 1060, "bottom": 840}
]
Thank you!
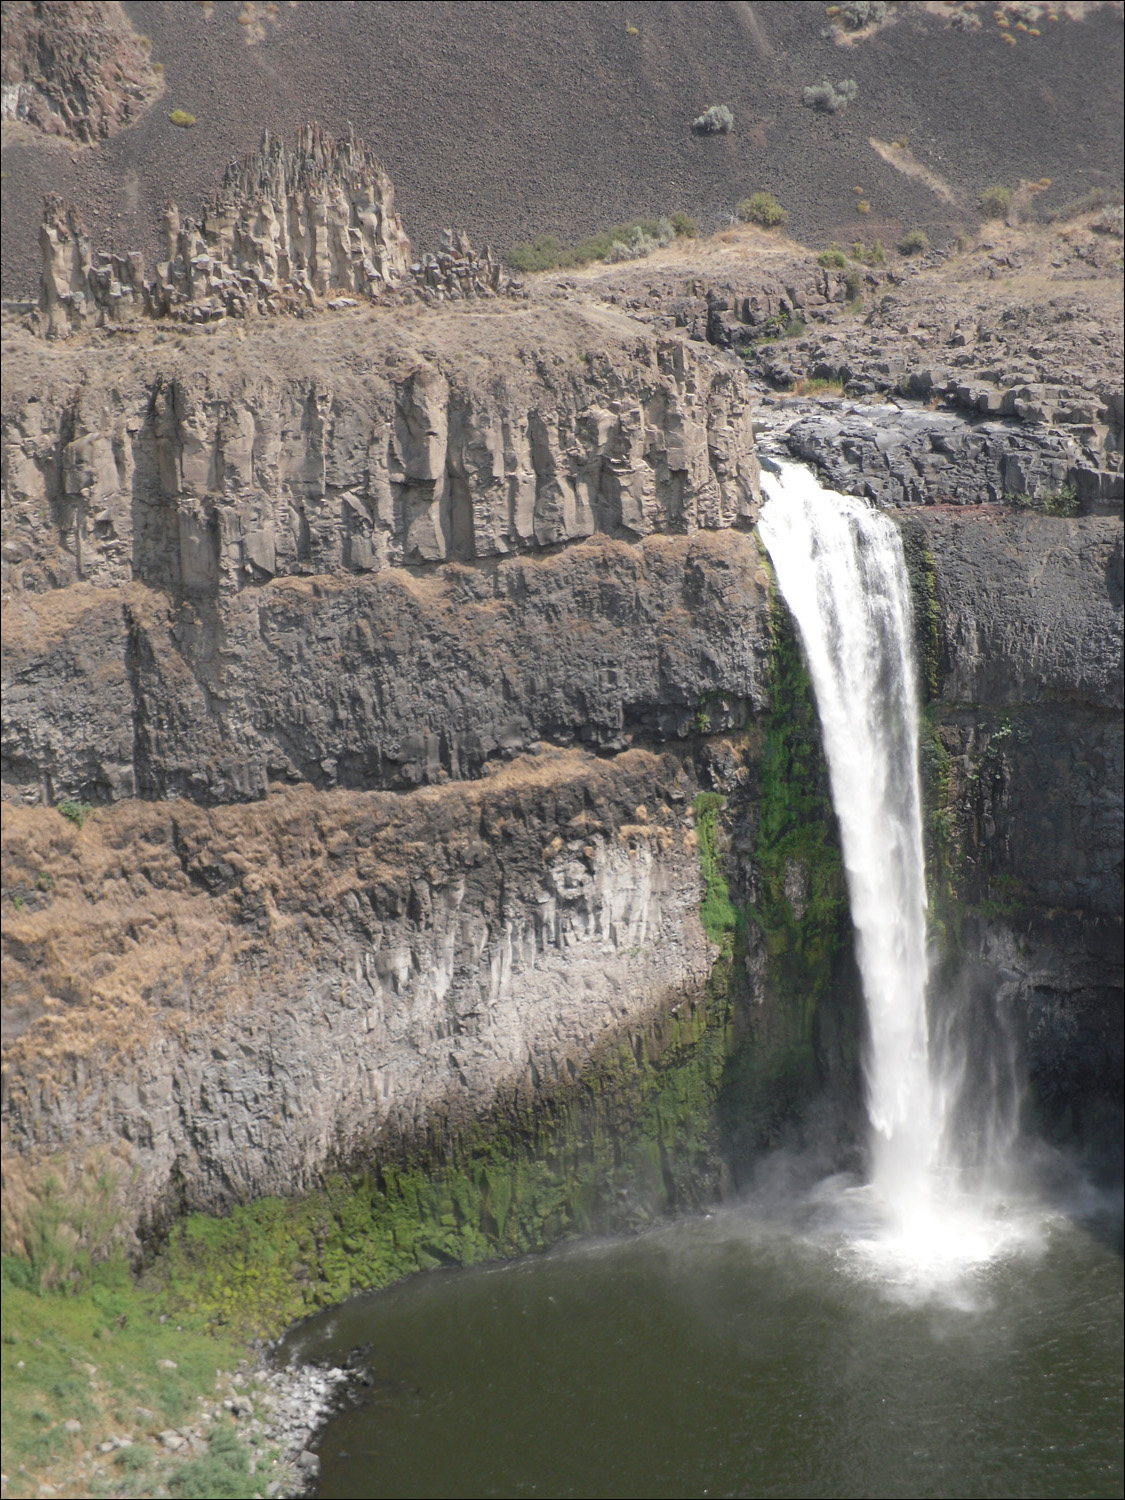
[{"left": 758, "top": 460, "right": 1044, "bottom": 1295}]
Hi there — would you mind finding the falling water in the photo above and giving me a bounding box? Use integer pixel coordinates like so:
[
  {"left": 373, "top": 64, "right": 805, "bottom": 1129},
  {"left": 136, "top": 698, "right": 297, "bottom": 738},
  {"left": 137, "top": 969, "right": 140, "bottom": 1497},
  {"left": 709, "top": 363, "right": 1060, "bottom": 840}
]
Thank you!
[{"left": 758, "top": 461, "right": 937, "bottom": 1216}]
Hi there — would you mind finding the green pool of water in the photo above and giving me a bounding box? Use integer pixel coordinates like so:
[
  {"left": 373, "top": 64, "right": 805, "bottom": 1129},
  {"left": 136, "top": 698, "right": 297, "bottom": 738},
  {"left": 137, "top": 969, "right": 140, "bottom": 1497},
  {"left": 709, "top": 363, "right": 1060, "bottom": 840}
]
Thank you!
[{"left": 283, "top": 1184, "right": 1122, "bottom": 1500}]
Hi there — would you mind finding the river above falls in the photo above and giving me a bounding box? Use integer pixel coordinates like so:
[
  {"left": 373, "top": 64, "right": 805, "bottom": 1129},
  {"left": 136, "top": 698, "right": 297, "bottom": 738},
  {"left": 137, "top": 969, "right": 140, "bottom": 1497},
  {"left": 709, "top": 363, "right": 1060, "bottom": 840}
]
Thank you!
[{"left": 281, "top": 1177, "right": 1122, "bottom": 1500}]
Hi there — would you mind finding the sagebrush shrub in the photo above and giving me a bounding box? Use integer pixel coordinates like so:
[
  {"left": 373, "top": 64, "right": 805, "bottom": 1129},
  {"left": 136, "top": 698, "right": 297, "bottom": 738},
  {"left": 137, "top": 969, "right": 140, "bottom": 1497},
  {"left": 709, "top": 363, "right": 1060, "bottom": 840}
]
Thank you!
[
  {"left": 979, "top": 184, "right": 1011, "bottom": 219},
  {"left": 737, "top": 192, "right": 788, "bottom": 228},
  {"left": 692, "top": 103, "right": 734, "bottom": 135},
  {"left": 837, "top": 0, "right": 887, "bottom": 28},
  {"left": 802, "top": 79, "right": 858, "bottom": 113}
]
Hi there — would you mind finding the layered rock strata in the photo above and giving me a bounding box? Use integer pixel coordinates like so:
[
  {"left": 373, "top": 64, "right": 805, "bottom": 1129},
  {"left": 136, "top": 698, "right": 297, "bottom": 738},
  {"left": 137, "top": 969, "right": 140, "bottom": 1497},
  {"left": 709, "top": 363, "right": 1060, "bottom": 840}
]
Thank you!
[
  {"left": 1, "top": 529, "right": 772, "bottom": 805},
  {"left": 0, "top": 307, "right": 759, "bottom": 598},
  {"left": 2, "top": 281, "right": 1122, "bottom": 1242},
  {"left": 1, "top": 308, "right": 767, "bottom": 1238},
  {"left": 1, "top": 748, "right": 716, "bottom": 1237}
]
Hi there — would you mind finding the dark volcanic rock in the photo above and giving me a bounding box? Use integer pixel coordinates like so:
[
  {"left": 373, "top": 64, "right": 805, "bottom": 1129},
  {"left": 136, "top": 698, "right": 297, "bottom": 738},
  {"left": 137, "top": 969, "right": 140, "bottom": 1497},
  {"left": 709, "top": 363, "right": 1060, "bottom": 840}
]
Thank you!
[
  {"left": 3, "top": 1, "right": 1122, "bottom": 298},
  {"left": 1, "top": 0, "right": 162, "bottom": 145}
]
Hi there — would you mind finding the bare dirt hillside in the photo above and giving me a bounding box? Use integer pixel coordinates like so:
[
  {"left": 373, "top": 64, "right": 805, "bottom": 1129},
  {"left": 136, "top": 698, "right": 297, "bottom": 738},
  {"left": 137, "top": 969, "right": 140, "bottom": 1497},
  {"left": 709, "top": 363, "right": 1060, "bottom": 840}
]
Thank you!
[{"left": 2, "top": 0, "right": 1122, "bottom": 298}]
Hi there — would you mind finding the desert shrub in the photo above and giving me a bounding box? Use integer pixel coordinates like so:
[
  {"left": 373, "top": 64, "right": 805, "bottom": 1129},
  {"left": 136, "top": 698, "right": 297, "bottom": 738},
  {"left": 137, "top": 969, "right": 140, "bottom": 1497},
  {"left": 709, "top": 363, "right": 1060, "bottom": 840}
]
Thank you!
[
  {"left": 802, "top": 78, "right": 858, "bottom": 113},
  {"left": 836, "top": 0, "right": 888, "bottom": 27},
  {"left": 856, "top": 198, "right": 871, "bottom": 214},
  {"left": 1042, "top": 485, "right": 1079, "bottom": 517},
  {"left": 784, "top": 316, "right": 806, "bottom": 338},
  {"left": 1048, "top": 186, "right": 1124, "bottom": 223},
  {"left": 898, "top": 229, "right": 929, "bottom": 255},
  {"left": 58, "top": 801, "right": 93, "bottom": 828},
  {"left": 505, "top": 218, "right": 676, "bottom": 273},
  {"left": 670, "top": 209, "right": 697, "bottom": 237},
  {"left": 505, "top": 236, "right": 564, "bottom": 273},
  {"left": 848, "top": 239, "right": 888, "bottom": 267},
  {"left": 737, "top": 192, "right": 788, "bottom": 227},
  {"left": 979, "top": 184, "right": 1011, "bottom": 219},
  {"left": 817, "top": 244, "right": 848, "bottom": 269},
  {"left": 692, "top": 103, "right": 734, "bottom": 135},
  {"left": 168, "top": 109, "right": 196, "bottom": 128},
  {"left": 844, "top": 266, "right": 865, "bottom": 301}
]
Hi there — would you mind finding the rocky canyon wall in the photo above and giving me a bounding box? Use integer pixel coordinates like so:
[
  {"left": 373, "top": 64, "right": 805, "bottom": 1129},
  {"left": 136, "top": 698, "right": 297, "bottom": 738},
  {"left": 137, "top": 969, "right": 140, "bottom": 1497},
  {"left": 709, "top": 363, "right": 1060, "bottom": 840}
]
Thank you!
[
  {"left": 1, "top": 305, "right": 769, "bottom": 1244},
  {"left": 2, "top": 290, "right": 1121, "bottom": 1247},
  {"left": 918, "top": 508, "right": 1123, "bottom": 1160}
]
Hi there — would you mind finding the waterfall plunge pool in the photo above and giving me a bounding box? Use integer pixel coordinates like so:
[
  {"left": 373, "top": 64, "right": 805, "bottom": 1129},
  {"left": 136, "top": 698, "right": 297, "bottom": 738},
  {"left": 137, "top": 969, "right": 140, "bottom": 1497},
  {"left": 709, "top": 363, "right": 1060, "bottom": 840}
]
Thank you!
[{"left": 283, "top": 1181, "right": 1122, "bottom": 1499}]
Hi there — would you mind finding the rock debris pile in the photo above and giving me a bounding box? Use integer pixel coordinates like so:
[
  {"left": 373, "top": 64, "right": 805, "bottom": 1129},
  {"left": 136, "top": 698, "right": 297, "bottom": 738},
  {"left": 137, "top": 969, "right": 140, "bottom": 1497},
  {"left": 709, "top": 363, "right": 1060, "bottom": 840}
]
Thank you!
[{"left": 34, "top": 124, "right": 521, "bottom": 337}]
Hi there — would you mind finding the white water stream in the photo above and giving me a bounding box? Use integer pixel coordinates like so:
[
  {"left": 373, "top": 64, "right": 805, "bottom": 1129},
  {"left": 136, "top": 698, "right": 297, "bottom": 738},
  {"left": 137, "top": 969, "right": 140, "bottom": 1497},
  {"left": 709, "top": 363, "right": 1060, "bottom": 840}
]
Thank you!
[{"left": 758, "top": 460, "right": 1040, "bottom": 1284}]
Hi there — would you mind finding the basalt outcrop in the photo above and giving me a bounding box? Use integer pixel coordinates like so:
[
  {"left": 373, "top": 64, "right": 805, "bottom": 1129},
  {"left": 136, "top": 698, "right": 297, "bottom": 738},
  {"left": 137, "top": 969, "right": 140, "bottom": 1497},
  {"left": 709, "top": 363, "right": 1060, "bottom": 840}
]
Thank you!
[
  {"left": 588, "top": 220, "right": 1124, "bottom": 511},
  {"left": 34, "top": 126, "right": 520, "bottom": 339},
  {"left": 1, "top": 0, "right": 161, "bottom": 145},
  {"left": 0, "top": 301, "right": 771, "bottom": 1242},
  {"left": 1, "top": 748, "right": 717, "bottom": 1235}
]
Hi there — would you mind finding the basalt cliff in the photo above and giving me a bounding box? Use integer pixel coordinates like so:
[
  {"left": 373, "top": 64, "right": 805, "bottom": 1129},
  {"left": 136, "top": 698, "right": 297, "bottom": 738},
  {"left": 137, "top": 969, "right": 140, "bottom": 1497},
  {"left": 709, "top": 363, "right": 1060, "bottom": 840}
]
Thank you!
[{"left": 2, "top": 124, "right": 1122, "bottom": 1262}]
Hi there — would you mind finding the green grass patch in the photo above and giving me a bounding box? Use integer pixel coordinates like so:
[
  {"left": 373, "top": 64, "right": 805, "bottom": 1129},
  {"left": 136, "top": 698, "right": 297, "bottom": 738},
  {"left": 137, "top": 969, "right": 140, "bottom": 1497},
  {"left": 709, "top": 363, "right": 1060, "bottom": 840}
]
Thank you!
[
  {"left": 793, "top": 378, "right": 845, "bottom": 397},
  {"left": 166, "top": 1420, "right": 255, "bottom": 1499},
  {"left": 0, "top": 1255, "right": 247, "bottom": 1497},
  {"left": 504, "top": 215, "right": 692, "bottom": 273},
  {"left": 57, "top": 801, "right": 93, "bottom": 829}
]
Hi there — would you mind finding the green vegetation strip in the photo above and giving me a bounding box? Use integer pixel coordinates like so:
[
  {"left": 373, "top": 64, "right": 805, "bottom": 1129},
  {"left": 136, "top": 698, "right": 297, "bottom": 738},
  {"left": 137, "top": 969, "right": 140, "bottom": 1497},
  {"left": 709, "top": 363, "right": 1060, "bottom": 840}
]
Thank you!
[
  {"left": 505, "top": 213, "right": 696, "bottom": 272},
  {"left": 1, "top": 1255, "right": 259, "bottom": 1498}
]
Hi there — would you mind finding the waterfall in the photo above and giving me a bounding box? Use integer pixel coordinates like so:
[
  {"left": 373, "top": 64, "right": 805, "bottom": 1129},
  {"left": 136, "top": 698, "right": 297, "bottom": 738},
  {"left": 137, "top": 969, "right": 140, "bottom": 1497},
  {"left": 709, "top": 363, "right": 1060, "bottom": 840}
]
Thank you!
[{"left": 757, "top": 460, "right": 941, "bottom": 1225}]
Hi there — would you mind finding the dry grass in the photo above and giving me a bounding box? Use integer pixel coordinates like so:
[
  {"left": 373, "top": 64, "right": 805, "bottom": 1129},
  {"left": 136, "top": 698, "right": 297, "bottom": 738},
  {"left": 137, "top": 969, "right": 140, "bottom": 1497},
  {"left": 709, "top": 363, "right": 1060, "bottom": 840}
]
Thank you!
[{"left": 1, "top": 747, "right": 679, "bottom": 1080}]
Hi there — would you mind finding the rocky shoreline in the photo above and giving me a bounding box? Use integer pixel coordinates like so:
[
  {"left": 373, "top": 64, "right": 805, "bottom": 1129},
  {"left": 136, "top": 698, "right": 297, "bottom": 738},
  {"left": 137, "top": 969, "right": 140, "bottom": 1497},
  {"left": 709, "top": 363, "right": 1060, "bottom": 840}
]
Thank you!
[{"left": 242, "top": 1352, "right": 353, "bottom": 1498}]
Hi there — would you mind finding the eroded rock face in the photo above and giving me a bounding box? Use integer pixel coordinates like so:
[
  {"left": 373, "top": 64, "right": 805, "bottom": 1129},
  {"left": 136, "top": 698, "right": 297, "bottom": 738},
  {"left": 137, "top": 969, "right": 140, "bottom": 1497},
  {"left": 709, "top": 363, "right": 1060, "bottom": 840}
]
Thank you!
[
  {"left": 33, "top": 125, "right": 414, "bottom": 335},
  {"left": 1, "top": 0, "right": 161, "bottom": 144},
  {"left": 0, "top": 750, "right": 716, "bottom": 1236},
  {"left": 755, "top": 401, "right": 1123, "bottom": 517},
  {"left": 31, "top": 126, "right": 521, "bottom": 336},
  {"left": 149, "top": 125, "right": 412, "bottom": 322},
  {"left": 1, "top": 312, "right": 759, "bottom": 598},
  {"left": 1, "top": 530, "right": 772, "bottom": 805}
]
